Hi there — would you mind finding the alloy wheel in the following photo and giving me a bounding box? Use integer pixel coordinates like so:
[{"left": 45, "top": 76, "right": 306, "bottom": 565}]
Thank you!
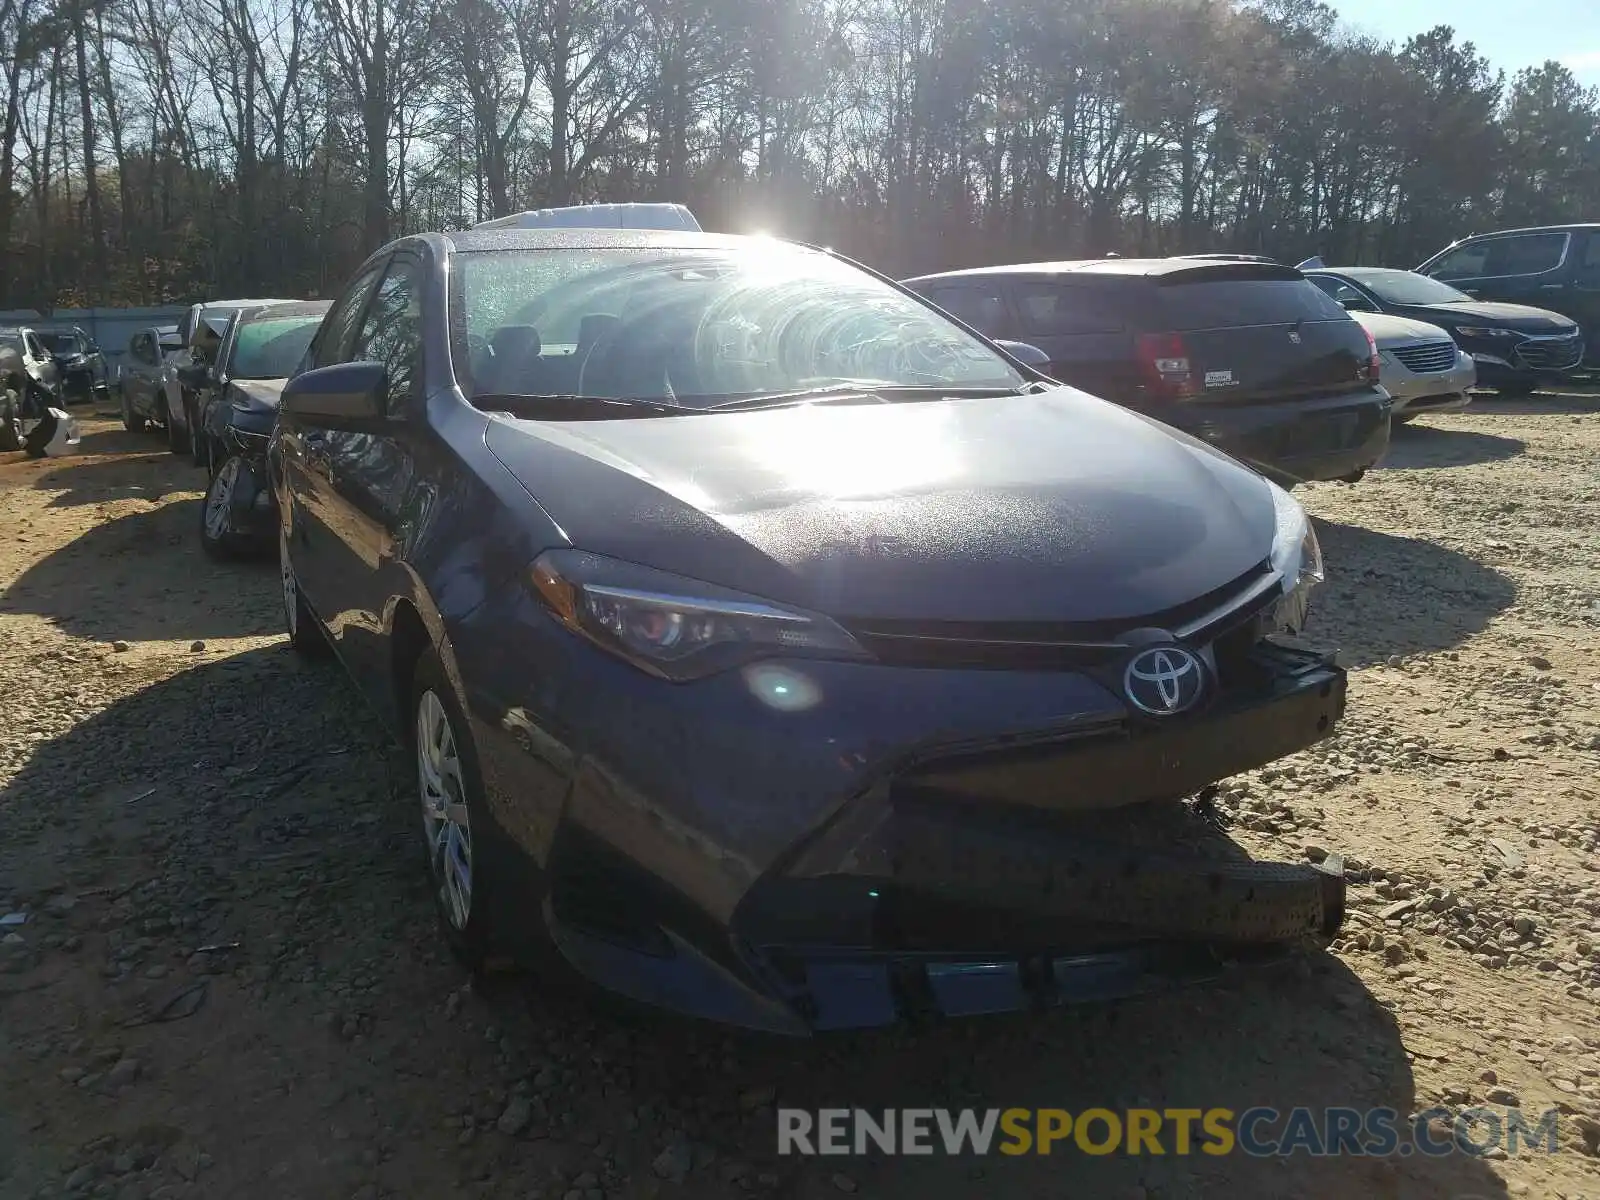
[
  {"left": 204, "top": 457, "right": 241, "bottom": 541},
  {"left": 417, "top": 690, "right": 473, "bottom": 931}
]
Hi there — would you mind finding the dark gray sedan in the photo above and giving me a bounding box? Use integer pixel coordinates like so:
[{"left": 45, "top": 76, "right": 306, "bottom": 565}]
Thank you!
[{"left": 270, "top": 228, "right": 1348, "bottom": 1033}]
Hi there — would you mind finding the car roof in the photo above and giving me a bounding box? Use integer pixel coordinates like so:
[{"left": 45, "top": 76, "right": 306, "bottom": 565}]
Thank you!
[
  {"left": 200, "top": 298, "right": 294, "bottom": 313},
  {"left": 243, "top": 300, "right": 333, "bottom": 323},
  {"left": 1311, "top": 266, "right": 1434, "bottom": 280},
  {"left": 472, "top": 202, "right": 702, "bottom": 233},
  {"left": 439, "top": 228, "right": 796, "bottom": 254},
  {"left": 1450, "top": 223, "right": 1600, "bottom": 239},
  {"left": 904, "top": 258, "right": 1303, "bottom": 282}
]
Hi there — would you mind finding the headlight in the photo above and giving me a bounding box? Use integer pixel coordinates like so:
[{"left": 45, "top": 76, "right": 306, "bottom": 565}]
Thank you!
[
  {"left": 1268, "top": 483, "right": 1324, "bottom": 634},
  {"left": 529, "top": 549, "right": 871, "bottom": 681},
  {"left": 1454, "top": 326, "right": 1516, "bottom": 339}
]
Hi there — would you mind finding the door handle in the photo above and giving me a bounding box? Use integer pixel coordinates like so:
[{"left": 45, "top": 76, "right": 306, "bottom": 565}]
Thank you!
[{"left": 1539, "top": 283, "right": 1562, "bottom": 290}]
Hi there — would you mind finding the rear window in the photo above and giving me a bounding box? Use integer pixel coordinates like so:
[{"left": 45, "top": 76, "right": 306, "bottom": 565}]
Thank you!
[{"left": 1157, "top": 279, "right": 1348, "bottom": 331}]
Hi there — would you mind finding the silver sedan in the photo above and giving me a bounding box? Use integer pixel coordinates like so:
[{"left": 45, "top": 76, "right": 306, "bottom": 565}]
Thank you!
[{"left": 1349, "top": 310, "right": 1475, "bottom": 424}]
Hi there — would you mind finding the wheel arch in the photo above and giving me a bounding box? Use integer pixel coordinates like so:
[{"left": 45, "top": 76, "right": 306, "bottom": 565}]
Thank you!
[{"left": 385, "top": 578, "right": 468, "bottom": 746}]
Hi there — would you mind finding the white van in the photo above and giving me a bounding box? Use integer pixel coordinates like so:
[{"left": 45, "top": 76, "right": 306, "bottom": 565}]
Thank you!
[{"left": 472, "top": 203, "right": 702, "bottom": 233}]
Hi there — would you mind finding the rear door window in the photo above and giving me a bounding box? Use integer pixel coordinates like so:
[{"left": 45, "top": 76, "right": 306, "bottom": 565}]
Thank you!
[
  {"left": 1482, "top": 233, "right": 1568, "bottom": 277},
  {"left": 1426, "top": 242, "right": 1491, "bottom": 280},
  {"left": 1012, "top": 282, "right": 1124, "bottom": 335},
  {"left": 1157, "top": 279, "right": 1348, "bottom": 330}
]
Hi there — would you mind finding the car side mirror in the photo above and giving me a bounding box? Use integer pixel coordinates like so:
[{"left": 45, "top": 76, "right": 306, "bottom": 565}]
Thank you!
[
  {"left": 993, "top": 339, "right": 1051, "bottom": 368},
  {"left": 282, "top": 361, "right": 387, "bottom": 424},
  {"left": 1338, "top": 297, "right": 1375, "bottom": 312}
]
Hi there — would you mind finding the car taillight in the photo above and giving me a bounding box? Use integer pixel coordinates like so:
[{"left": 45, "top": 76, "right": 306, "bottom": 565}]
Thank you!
[
  {"left": 1361, "top": 326, "right": 1381, "bottom": 381},
  {"left": 1135, "top": 332, "right": 1199, "bottom": 399}
]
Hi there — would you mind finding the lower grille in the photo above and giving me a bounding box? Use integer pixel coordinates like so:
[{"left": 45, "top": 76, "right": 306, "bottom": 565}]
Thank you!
[
  {"left": 1514, "top": 334, "right": 1584, "bottom": 372},
  {"left": 1391, "top": 341, "right": 1457, "bottom": 374}
]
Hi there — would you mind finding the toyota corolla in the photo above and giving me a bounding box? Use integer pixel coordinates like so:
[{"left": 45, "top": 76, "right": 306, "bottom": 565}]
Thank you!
[{"left": 270, "top": 228, "right": 1348, "bottom": 1034}]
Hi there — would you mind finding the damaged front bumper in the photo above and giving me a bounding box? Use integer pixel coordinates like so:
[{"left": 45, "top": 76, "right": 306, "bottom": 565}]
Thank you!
[{"left": 460, "top": 590, "right": 1349, "bottom": 1034}]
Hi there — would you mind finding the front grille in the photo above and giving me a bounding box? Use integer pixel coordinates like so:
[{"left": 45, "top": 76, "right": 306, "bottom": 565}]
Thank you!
[
  {"left": 1390, "top": 341, "right": 1457, "bottom": 374},
  {"left": 1514, "top": 333, "right": 1584, "bottom": 372},
  {"left": 845, "top": 559, "right": 1275, "bottom": 670}
]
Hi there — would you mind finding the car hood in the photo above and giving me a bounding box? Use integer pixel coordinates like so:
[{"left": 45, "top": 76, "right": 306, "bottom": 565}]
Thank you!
[
  {"left": 483, "top": 387, "right": 1279, "bottom": 624},
  {"left": 226, "top": 378, "right": 287, "bottom": 412},
  {"left": 1398, "top": 300, "right": 1579, "bottom": 332},
  {"left": 1349, "top": 311, "right": 1454, "bottom": 347}
]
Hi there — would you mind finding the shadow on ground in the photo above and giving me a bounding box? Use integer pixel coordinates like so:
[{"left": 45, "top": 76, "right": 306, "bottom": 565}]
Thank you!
[
  {"left": 24, "top": 423, "right": 190, "bottom": 508},
  {"left": 1310, "top": 520, "right": 1516, "bottom": 668},
  {"left": 0, "top": 647, "right": 1511, "bottom": 1200},
  {"left": 1378, "top": 423, "right": 1525, "bottom": 471},
  {"left": 1462, "top": 390, "right": 1600, "bottom": 418},
  {"left": 0, "top": 501, "right": 277, "bottom": 643}
]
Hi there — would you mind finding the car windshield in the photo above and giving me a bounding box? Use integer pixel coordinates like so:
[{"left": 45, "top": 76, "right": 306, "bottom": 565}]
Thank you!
[
  {"left": 42, "top": 332, "right": 82, "bottom": 355},
  {"left": 229, "top": 317, "right": 322, "bottom": 379},
  {"left": 453, "top": 244, "right": 1027, "bottom": 407},
  {"left": 1352, "top": 271, "right": 1473, "bottom": 305}
]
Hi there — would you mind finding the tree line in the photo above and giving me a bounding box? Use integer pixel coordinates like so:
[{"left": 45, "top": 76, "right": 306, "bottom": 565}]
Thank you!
[{"left": 1, "top": 0, "right": 1596, "bottom": 309}]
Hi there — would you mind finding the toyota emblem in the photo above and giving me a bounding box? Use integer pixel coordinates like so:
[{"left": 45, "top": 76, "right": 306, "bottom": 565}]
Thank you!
[{"left": 1122, "top": 645, "right": 1206, "bottom": 716}]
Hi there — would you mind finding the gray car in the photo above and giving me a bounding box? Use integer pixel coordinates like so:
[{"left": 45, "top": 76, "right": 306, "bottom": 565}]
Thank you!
[{"left": 1347, "top": 310, "right": 1475, "bottom": 423}]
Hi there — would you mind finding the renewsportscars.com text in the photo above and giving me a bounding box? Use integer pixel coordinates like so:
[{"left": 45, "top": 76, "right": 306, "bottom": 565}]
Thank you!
[{"left": 777, "top": 1106, "right": 1563, "bottom": 1158}]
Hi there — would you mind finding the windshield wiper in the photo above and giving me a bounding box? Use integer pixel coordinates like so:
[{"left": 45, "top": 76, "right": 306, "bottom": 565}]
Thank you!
[
  {"left": 473, "top": 392, "right": 699, "bottom": 418},
  {"left": 704, "top": 383, "right": 1038, "bottom": 413}
]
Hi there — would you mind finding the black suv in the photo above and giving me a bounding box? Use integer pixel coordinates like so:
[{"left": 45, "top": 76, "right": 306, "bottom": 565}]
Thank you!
[
  {"left": 902, "top": 258, "right": 1391, "bottom": 486},
  {"left": 1416, "top": 224, "right": 1599, "bottom": 373},
  {"left": 38, "top": 326, "right": 110, "bottom": 404}
]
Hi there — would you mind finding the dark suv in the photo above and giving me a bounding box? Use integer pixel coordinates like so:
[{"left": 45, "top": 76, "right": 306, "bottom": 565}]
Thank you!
[
  {"left": 1416, "top": 224, "right": 1599, "bottom": 371},
  {"left": 39, "top": 326, "right": 110, "bottom": 404},
  {"left": 902, "top": 258, "right": 1392, "bottom": 486}
]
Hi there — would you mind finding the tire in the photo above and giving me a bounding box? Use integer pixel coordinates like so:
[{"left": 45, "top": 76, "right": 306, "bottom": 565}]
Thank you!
[
  {"left": 200, "top": 455, "right": 250, "bottom": 560},
  {"left": 279, "top": 525, "right": 331, "bottom": 660},
  {"left": 166, "top": 394, "right": 190, "bottom": 454},
  {"left": 410, "top": 647, "right": 508, "bottom": 973},
  {"left": 1496, "top": 382, "right": 1537, "bottom": 397},
  {"left": 189, "top": 401, "right": 207, "bottom": 466},
  {"left": 0, "top": 388, "right": 21, "bottom": 452},
  {"left": 121, "top": 389, "right": 146, "bottom": 433}
]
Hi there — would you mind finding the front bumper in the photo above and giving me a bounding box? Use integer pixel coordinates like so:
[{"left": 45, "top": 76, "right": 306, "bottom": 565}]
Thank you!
[
  {"left": 1380, "top": 350, "right": 1475, "bottom": 416},
  {"left": 1164, "top": 386, "right": 1392, "bottom": 486},
  {"left": 1466, "top": 332, "right": 1587, "bottom": 386},
  {"left": 457, "top": 577, "right": 1349, "bottom": 1032}
]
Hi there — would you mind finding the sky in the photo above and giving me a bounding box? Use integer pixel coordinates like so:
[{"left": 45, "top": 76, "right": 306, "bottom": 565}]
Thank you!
[{"left": 1327, "top": 0, "right": 1600, "bottom": 88}]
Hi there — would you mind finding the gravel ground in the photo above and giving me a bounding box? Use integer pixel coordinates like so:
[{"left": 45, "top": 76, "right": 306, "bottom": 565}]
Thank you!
[{"left": 2, "top": 401, "right": 1599, "bottom": 1200}]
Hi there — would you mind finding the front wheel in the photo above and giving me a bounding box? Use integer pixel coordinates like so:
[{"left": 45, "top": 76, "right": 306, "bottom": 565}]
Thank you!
[
  {"left": 165, "top": 397, "right": 190, "bottom": 454},
  {"left": 121, "top": 389, "right": 146, "bottom": 433},
  {"left": 189, "top": 401, "right": 207, "bottom": 466},
  {"left": 0, "top": 388, "right": 22, "bottom": 451},
  {"left": 412, "top": 648, "right": 504, "bottom": 972},
  {"left": 200, "top": 455, "right": 250, "bottom": 559},
  {"left": 279, "top": 526, "right": 330, "bottom": 659}
]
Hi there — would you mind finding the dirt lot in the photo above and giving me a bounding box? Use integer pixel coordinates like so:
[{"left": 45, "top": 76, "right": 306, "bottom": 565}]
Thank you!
[{"left": 2, "top": 402, "right": 1599, "bottom": 1200}]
